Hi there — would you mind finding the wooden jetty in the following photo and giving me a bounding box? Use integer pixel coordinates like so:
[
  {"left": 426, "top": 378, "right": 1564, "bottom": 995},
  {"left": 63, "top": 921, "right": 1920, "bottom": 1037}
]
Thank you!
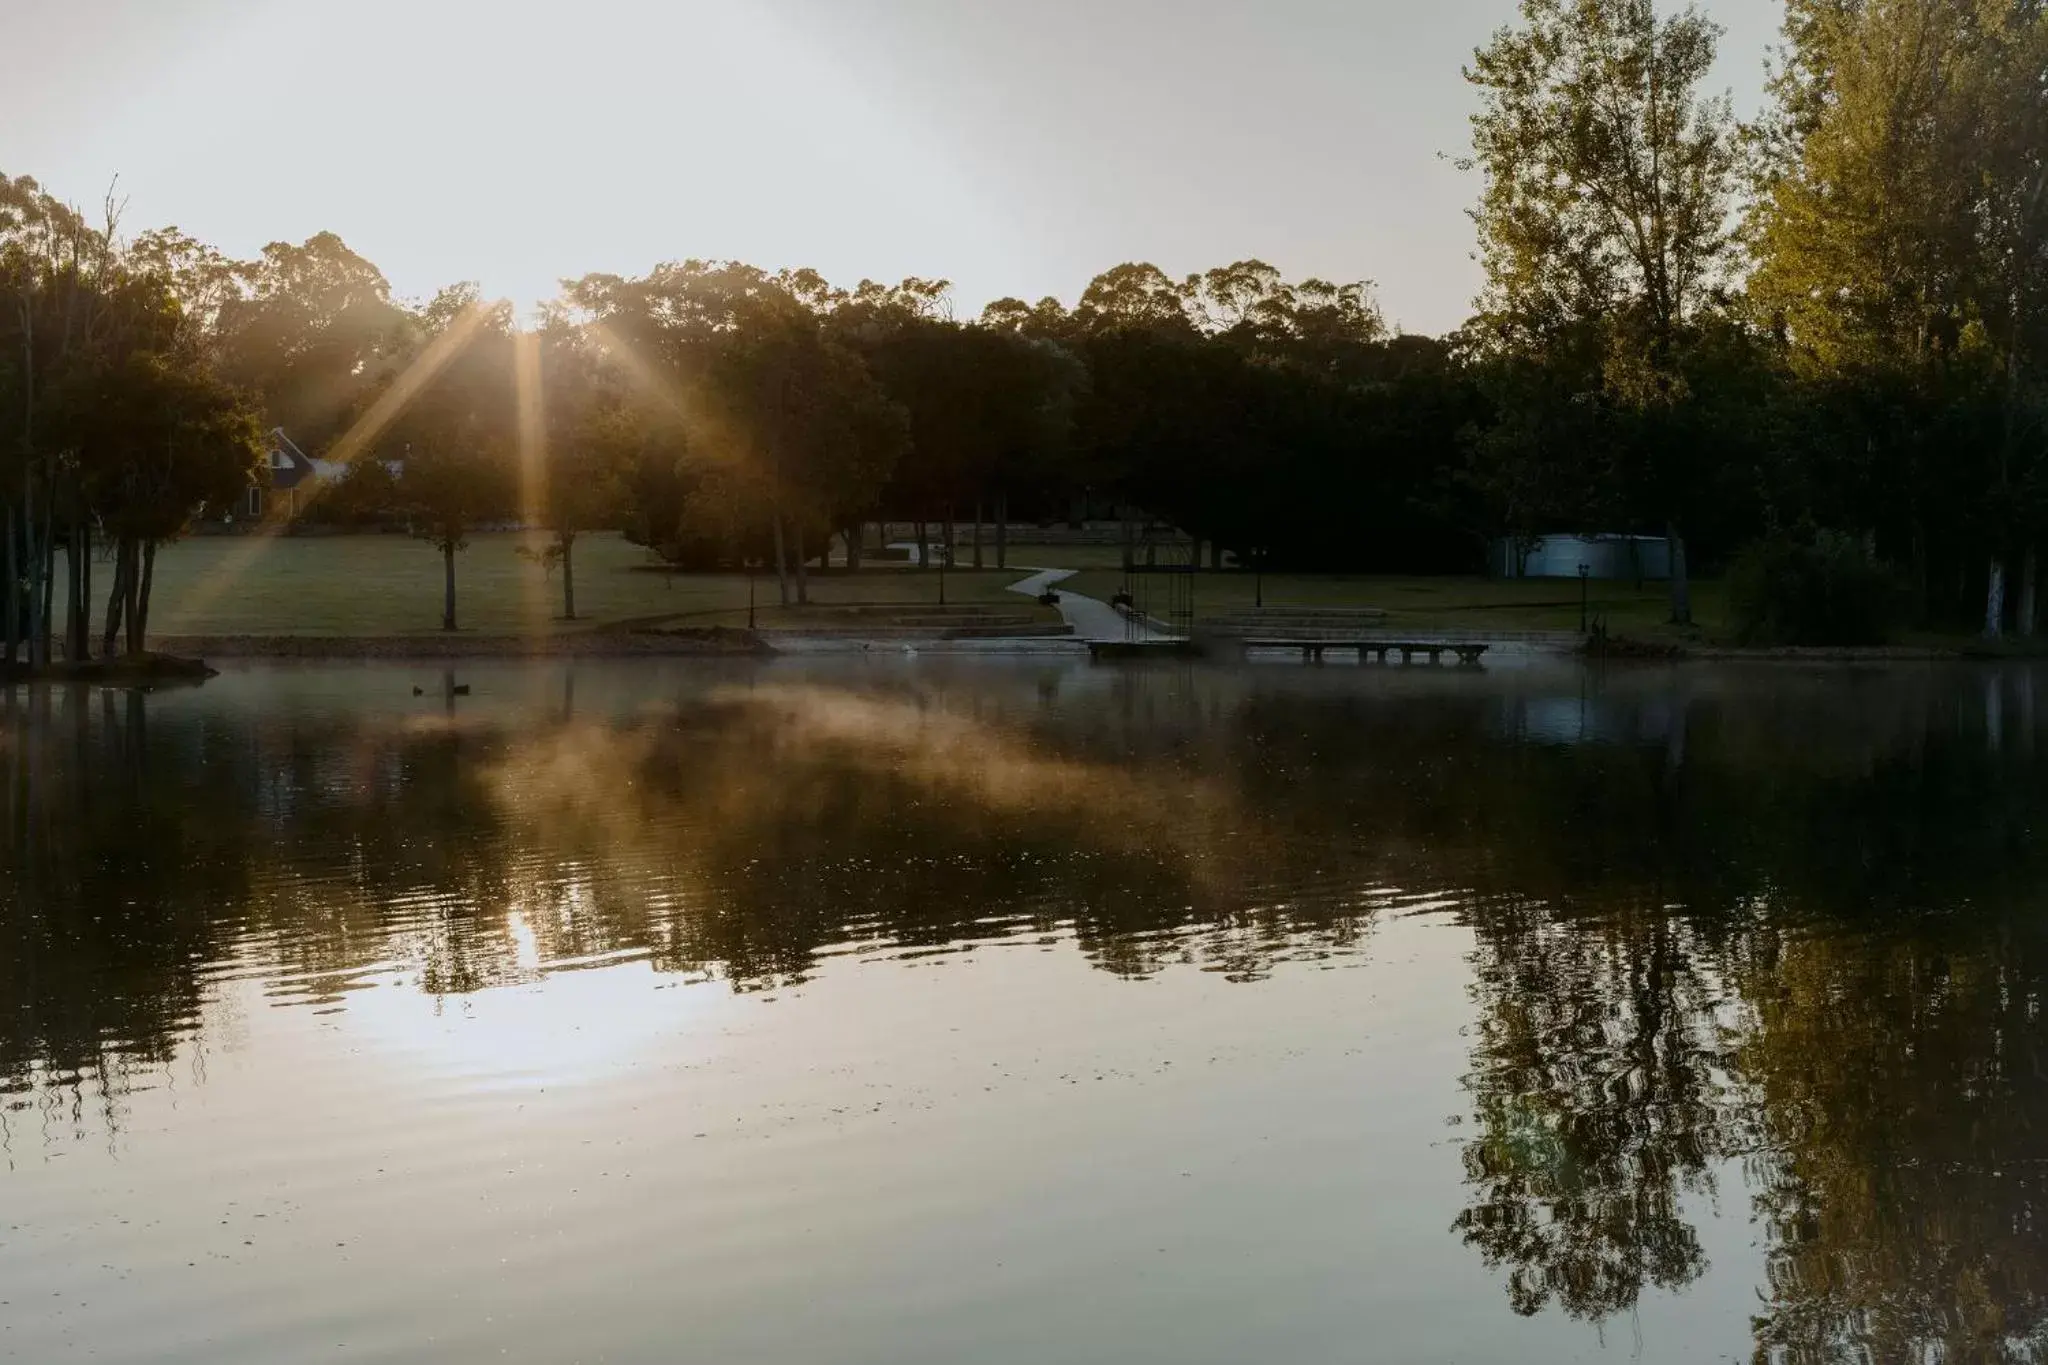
[
  {"left": 1087, "top": 639, "right": 1203, "bottom": 661},
  {"left": 1198, "top": 608, "right": 1491, "bottom": 666},
  {"left": 1242, "top": 639, "right": 1489, "bottom": 665}
]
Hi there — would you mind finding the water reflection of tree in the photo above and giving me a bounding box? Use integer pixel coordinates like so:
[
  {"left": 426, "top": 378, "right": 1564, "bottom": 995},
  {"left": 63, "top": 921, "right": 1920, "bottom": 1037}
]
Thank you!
[
  {"left": 0, "top": 688, "right": 249, "bottom": 1128},
  {"left": 1431, "top": 683, "right": 2048, "bottom": 1353},
  {"left": 9, "top": 663, "right": 2048, "bottom": 1361},
  {"left": 1453, "top": 899, "right": 1732, "bottom": 1320},
  {"left": 1735, "top": 919, "right": 2048, "bottom": 1364}
]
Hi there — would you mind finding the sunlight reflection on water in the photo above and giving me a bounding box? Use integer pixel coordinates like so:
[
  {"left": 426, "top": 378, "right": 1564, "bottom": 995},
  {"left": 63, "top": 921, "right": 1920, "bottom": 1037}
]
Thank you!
[{"left": 3, "top": 657, "right": 2046, "bottom": 1363}]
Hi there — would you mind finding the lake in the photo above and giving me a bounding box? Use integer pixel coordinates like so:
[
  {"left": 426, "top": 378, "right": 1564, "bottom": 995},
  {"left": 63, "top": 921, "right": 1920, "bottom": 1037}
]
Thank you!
[{"left": 3, "top": 657, "right": 2045, "bottom": 1363}]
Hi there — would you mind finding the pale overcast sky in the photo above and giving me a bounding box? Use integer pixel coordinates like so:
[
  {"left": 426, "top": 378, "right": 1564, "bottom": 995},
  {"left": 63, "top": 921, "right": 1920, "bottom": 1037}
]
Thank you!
[{"left": 6, "top": 0, "right": 1784, "bottom": 336}]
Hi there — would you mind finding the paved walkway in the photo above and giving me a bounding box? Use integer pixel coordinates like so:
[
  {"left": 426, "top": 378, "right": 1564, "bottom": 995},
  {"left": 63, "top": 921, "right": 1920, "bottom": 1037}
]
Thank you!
[{"left": 1007, "top": 568, "right": 1169, "bottom": 643}]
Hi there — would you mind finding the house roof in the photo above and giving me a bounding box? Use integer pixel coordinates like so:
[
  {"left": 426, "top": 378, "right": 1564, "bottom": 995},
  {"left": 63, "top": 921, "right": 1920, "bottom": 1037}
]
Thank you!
[{"left": 267, "top": 429, "right": 321, "bottom": 490}]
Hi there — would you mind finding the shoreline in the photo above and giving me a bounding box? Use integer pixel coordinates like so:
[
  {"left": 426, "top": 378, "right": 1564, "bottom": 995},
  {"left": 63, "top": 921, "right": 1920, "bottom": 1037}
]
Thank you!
[
  {"left": 147, "top": 628, "right": 774, "bottom": 660},
  {"left": 4, "top": 632, "right": 2027, "bottom": 676}
]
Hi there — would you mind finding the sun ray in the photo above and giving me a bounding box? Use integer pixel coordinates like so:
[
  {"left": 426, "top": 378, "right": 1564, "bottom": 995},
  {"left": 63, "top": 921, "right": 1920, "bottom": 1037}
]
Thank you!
[
  {"left": 584, "top": 322, "right": 749, "bottom": 473},
  {"left": 511, "top": 330, "right": 548, "bottom": 633},
  {"left": 163, "top": 304, "right": 492, "bottom": 635}
]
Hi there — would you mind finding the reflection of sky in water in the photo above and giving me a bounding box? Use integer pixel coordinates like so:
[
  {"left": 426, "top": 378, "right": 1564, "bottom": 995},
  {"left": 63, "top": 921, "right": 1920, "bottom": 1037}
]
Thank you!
[
  {"left": 1492, "top": 692, "right": 1680, "bottom": 747},
  {"left": 3, "top": 658, "right": 2047, "bottom": 1364}
]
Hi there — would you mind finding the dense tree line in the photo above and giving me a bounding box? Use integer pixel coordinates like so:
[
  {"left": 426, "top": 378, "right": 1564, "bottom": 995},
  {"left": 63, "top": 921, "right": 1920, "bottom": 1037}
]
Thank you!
[
  {"left": 6, "top": 0, "right": 2046, "bottom": 656},
  {"left": 1462, "top": 0, "right": 2048, "bottom": 636}
]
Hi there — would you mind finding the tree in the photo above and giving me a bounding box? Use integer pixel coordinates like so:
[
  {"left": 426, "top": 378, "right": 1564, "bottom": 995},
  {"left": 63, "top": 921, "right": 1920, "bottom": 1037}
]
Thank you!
[
  {"left": 0, "top": 172, "right": 112, "bottom": 670},
  {"left": 1074, "top": 263, "right": 1196, "bottom": 334},
  {"left": 1464, "top": 0, "right": 1742, "bottom": 623},
  {"left": 208, "top": 232, "right": 410, "bottom": 461},
  {"left": 525, "top": 319, "right": 624, "bottom": 620},
  {"left": 979, "top": 295, "right": 1075, "bottom": 339},
  {"left": 56, "top": 338, "right": 264, "bottom": 654},
  {"left": 405, "top": 443, "right": 494, "bottom": 632},
  {"left": 1748, "top": 0, "right": 2048, "bottom": 636},
  {"left": 384, "top": 293, "right": 516, "bottom": 632},
  {"left": 558, "top": 262, "right": 903, "bottom": 603},
  {"left": 698, "top": 286, "right": 902, "bottom": 604},
  {"left": 865, "top": 320, "right": 1078, "bottom": 571}
]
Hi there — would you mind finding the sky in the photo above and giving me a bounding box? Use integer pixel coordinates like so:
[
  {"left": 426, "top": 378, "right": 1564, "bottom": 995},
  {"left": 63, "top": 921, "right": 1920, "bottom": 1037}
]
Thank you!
[{"left": 7, "top": 0, "right": 1785, "bottom": 337}]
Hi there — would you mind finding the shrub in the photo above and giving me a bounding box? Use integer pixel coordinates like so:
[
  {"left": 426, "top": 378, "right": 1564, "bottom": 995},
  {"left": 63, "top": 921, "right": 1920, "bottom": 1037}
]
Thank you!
[{"left": 1727, "top": 531, "right": 1906, "bottom": 646}]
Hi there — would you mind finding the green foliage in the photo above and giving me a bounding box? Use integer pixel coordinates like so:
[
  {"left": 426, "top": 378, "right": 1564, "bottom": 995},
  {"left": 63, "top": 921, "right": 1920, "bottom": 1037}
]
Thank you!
[
  {"left": 1462, "top": 0, "right": 1743, "bottom": 624},
  {"left": 1746, "top": 0, "right": 2048, "bottom": 633},
  {"left": 302, "top": 458, "right": 401, "bottom": 528},
  {"left": 1727, "top": 531, "right": 1907, "bottom": 646},
  {"left": 1464, "top": 0, "right": 1738, "bottom": 342},
  {"left": 402, "top": 445, "right": 502, "bottom": 554}
]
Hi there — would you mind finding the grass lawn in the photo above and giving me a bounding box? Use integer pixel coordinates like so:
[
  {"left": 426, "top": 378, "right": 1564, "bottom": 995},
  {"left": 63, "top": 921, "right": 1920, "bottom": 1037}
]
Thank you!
[
  {"left": 53, "top": 529, "right": 1739, "bottom": 641},
  {"left": 84, "top": 532, "right": 1046, "bottom": 638},
  {"left": 1059, "top": 568, "right": 1728, "bottom": 638}
]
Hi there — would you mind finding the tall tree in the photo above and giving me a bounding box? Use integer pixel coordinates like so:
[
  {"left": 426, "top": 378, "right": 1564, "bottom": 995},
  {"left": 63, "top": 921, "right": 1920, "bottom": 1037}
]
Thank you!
[
  {"left": 1748, "top": 0, "right": 2048, "bottom": 635},
  {"left": 385, "top": 292, "right": 517, "bottom": 632},
  {"left": 214, "top": 231, "right": 411, "bottom": 454},
  {"left": 1465, "top": 0, "right": 1741, "bottom": 622},
  {"left": 1074, "top": 263, "right": 1196, "bottom": 335},
  {"left": 865, "top": 320, "right": 1078, "bottom": 571},
  {"left": 1, "top": 174, "right": 104, "bottom": 669}
]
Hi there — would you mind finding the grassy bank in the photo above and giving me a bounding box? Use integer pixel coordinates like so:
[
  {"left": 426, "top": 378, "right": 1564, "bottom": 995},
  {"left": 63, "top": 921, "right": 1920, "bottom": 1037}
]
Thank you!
[
  {"left": 1060, "top": 568, "right": 1728, "bottom": 638},
  {"left": 63, "top": 532, "right": 1044, "bottom": 640},
  {"left": 61, "top": 530, "right": 2009, "bottom": 651}
]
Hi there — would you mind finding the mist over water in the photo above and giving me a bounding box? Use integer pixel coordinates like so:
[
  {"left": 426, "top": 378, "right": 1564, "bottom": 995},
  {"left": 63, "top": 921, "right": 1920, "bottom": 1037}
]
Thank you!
[{"left": 5, "top": 658, "right": 2046, "bottom": 1363}]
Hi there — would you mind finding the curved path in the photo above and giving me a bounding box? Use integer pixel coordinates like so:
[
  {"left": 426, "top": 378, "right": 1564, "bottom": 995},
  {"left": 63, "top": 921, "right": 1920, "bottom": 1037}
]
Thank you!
[{"left": 1007, "top": 568, "right": 1168, "bottom": 643}]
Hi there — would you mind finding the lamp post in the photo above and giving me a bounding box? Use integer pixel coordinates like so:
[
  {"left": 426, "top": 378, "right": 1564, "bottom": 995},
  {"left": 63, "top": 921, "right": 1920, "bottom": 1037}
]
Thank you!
[{"left": 1578, "top": 563, "right": 1591, "bottom": 633}]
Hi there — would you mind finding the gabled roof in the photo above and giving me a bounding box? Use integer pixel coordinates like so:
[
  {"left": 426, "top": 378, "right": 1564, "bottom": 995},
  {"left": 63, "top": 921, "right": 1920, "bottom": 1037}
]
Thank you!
[
  {"left": 267, "top": 428, "right": 321, "bottom": 490},
  {"left": 271, "top": 427, "right": 312, "bottom": 465}
]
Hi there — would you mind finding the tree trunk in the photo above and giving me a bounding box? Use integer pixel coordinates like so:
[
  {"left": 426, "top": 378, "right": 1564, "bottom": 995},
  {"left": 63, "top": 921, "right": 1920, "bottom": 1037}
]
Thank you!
[
  {"left": 1911, "top": 517, "right": 1929, "bottom": 625},
  {"left": 133, "top": 541, "right": 156, "bottom": 652},
  {"left": 561, "top": 535, "right": 577, "bottom": 620},
  {"left": 1986, "top": 556, "right": 2008, "bottom": 640},
  {"left": 793, "top": 520, "right": 809, "bottom": 605},
  {"left": 81, "top": 527, "right": 94, "bottom": 658},
  {"left": 845, "top": 525, "right": 863, "bottom": 573},
  {"left": 68, "top": 523, "right": 89, "bottom": 661},
  {"left": 3, "top": 507, "right": 17, "bottom": 668},
  {"left": 38, "top": 512, "right": 56, "bottom": 668},
  {"left": 121, "top": 540, "right": 140, "bottom": 655},
  {"left": 972, "top": 500, "right": 984, "bottom": 570},
  {"left": 102, "top": 537, "right": 130, "bottom": 658},
  {"left": 915, "top": 519, "right": 928, "bottom": 570},
  {"left": 995, "top": 493, "right": 1008, "bottom": 570},
  {"left": 1210, "top": 541, "right": 1222, "bottom": 570},
  {"left": 2022, "top": 547, "right": 2039, "bottom": 638},
  {"left": 771, "top": 510, "right": 791, "bottom": 606},
  {"left": 442, "top": 542, "right": 458, "bottom": 631},
  {"left": 24, "top": 479, "right": 45, "bottom": 673},
  {"left": 1666, "top": 523, "right": 1692, "bottom": 627},
  {"left": 942, "top": 506, "right": 954, "bottom": 571}
]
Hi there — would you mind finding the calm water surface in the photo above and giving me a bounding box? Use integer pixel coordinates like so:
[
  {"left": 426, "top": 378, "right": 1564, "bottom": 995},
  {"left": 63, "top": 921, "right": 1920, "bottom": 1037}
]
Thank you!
[{"left": 3, "top": 657, "right": 2045, "bottom": 1363}]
